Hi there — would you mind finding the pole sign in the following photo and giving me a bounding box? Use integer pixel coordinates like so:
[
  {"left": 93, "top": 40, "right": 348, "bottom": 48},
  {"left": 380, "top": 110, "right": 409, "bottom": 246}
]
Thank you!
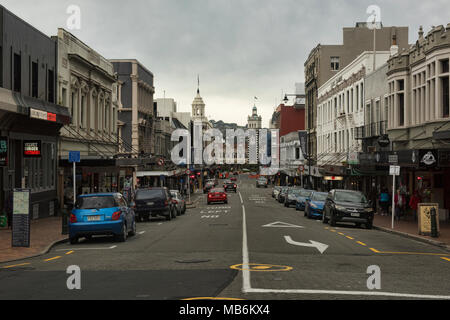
[
  {"left": 389, "top": 165, "right": 400, "bottom": 176},
  {"left": 0, "top": 137, "right": 7, "bottom": 166},
  {"left": 69, "top": 151, "right": 81, "bottom": 163},
  {"left": 12, "top": 189, "right": 31, "bottom": 247}
]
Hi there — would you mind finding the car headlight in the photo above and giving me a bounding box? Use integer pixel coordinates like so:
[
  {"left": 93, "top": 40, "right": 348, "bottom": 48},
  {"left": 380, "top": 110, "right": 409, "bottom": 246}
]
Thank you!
[
  {"left": 335, "top": 205, "right": 346, "bottom": 212},
  {"left": 364, "top": 208, "right": 374, "bottom": 212}
]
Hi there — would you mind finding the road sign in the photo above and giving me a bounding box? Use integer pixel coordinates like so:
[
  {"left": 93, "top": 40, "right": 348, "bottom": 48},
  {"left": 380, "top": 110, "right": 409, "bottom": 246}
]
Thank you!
[
  {"left": 158, "top": 158, "right": 164, "bottom": 166},
  {"left": 388, "top": 154, "right": 398, "bottom": 164},
  {"left": 389, "top": 165, "right": 400, "bottom": 176},
  {"left": 69, "top": 151, "right": 80, "bottom": 163},
  {"left": 186, "top": 169, "right": 191, "bottom": 175}
]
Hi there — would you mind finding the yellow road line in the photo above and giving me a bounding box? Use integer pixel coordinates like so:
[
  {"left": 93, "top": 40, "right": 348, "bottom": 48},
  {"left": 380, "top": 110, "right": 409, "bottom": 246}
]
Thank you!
[
  {"left": 44, "top": 256, "right": 61, "bottom": 262},
  {"left": 329, "top": 229, "right": 336, "bottom": 232},
  {"left": 345, "top": 236, "right": 354, "bottom": 240},
  {"left": 65, "top": 251, "right": 74, "bottom": 255},
  {"left": 356, "top": 241, "right": 367, "bottom": 246},
  {"left": 2, "top": 262, "right": 30, "bottom": 269},
  {"left": 338, "top": 232, "right": 345, "bottom": 236},
  {"left": 369, "top": 248, "right": 381, "bottom": 253},
  {"left": 374, "top": 251, "right": 450, "bottom": 257},
  {"left": 441, "top": 257, "right": 450, "bottom": 262}
]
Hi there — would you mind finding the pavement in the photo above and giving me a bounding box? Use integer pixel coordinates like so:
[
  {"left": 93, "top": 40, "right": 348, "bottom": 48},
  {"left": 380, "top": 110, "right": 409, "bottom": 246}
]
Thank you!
[
  {"left": 0, "top": 176, "right": 449, "bottom": 300},
  {"left": 0, "top": 216, "right": 67, "bottom": 264},
  {"left": 373, "top": 213, "right": 450, "bottom": 250}
]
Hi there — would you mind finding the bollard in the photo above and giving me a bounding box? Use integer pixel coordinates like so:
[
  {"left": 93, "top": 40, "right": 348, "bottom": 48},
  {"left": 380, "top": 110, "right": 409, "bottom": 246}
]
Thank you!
[{"left": 430, "top": 207, "right": 438, "bottom": 238}]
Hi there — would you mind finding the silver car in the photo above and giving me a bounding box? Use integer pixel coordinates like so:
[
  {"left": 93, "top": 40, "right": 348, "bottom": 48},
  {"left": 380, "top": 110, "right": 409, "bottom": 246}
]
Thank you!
[{"left": 170, "top": 190, "right": 186, "bottom": 216}]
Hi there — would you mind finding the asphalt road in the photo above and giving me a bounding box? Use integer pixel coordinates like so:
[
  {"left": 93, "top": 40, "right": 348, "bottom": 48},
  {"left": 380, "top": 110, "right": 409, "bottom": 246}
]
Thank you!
[{"left": 1, "top": 174, "right": 449, "bottom": 300}]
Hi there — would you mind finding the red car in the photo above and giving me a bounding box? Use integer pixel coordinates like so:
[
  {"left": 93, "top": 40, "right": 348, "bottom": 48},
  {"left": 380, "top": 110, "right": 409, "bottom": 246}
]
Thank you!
[
  {"left": 207, "top": 188, "right": 228, "bottom": 205},
  {"left": 230, "top": 177, "right": 237, "bottom": 182}
]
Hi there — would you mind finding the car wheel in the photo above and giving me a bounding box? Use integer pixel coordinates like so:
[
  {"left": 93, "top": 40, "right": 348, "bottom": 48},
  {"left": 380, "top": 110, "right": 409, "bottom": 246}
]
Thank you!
[
  {"left": 322, "top": 212, "right": 329, "bottom": 224},
  {"left": 329, "top": 212, "right": 337, "bottom": 227},
  {"left": 69, "top": 237, "right": 78, "bottom": 245},
  {"left": 116, "top": 223, "right": 127, "bottom": 242},
  {"left": 365, "top": 221, "right": 373, "bottom": 229},
  {"left": 128, "top": 220, "right": 136, "bottom": 236}
]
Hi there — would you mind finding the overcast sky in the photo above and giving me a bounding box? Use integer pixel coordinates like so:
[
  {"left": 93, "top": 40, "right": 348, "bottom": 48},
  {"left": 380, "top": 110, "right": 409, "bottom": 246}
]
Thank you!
[{"left": 3, "top": 0, "right": 448, "bottom": 126}]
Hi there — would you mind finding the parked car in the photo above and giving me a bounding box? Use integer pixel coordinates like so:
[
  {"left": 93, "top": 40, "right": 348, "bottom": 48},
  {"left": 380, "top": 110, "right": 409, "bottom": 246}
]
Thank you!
[
  {"left": 272, "top": 186, "right": 282, "bottom": 198},
  {"left": 223, "top": 180, "right": 237, "bottom": 192},
  {"left": 284, "top": 188, "right": 303, "bottom": 207},
  {"left": 305, "top": 192, "right": 328, "bottom": 219},
  {"left": 203, "top": 181, "right": 215, "bottom": 193},
  {"left": 134, "top": 188, "right": 176, "bottom": 221},
  {"left": 69, "top": 193, "right": 136, "bottom": 244},
  {"left": 278, "top": 187, "right": 290, "bottom": 203},
  {"left": 295, "top": 189, "right": 315, "bottom": 212},
  {"left": 207, "top": 188, "right": 228, "bottom": 205},
  {"left": 323, "top": 189, "right": 374, "bottom": 229},
  {"left": 256, "top": 177, "right": 268, "bottom": 188},
  {"left": 170, "top": 190, "right": 186, "bottom": 215},
  {"left": 230, "top": 177, "right": 237, "bottom": 182}
]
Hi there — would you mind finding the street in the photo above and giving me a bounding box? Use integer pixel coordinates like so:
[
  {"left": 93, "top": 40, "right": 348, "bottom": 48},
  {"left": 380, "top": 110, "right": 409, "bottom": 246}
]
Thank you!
[{"left": 1, "top": 175, "right": 449, "bottom": 300}]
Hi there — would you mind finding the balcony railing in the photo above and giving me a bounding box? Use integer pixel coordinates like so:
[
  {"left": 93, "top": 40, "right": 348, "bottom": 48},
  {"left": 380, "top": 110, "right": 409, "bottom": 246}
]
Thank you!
[{"left": 355, "top": 121, "right": 387, "bottom": 139}]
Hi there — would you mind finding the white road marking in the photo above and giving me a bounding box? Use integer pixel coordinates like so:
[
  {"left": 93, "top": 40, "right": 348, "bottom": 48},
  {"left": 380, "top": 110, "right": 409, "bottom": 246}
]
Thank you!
[
  {"left": 56, "top": 245, "right": 117, "bottom": 251},
  {"left": 244, "top": 288, "right": 450, "bottom": 300},
  {"left": 238, "top": 192, "right": 243, "bottom": 204},
  {"left": 262, "top": 221, "right": 304, "bottom": 228},
  {"left": 284, "top": 236, "right": 328, "bottom": 254},
  {"left": 138, "top": 231, "right": 146, "bottom": 235},
  {"left": 241, "top": 204, "right": 251, "bottom": 292}
]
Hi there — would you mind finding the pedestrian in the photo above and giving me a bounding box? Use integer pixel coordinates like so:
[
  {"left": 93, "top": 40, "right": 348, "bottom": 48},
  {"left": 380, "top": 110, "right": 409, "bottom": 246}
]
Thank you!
[
  {"left": 394, "top": 189, "right": 406, "bottom": 221},
  {"left": 379, "top": 188, "right": 389, "bottom": 216},
  {"left": 409, "top": 191, "right": 421, "bottom": 222}
]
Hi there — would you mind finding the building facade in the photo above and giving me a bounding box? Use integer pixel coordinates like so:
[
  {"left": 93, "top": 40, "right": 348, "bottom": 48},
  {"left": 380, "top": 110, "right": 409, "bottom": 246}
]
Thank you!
[
  {"left": 55, "top": 28, "right": 120, "bottom": 203},
  {"left": 386, "top": 25, "right": 450, "bottom": 219},
  {"left": 305, "top": 23, "right": 409, "bottom": 188},
  {"left": 0, "top": 6, "right": 70, "bottom": 219}
]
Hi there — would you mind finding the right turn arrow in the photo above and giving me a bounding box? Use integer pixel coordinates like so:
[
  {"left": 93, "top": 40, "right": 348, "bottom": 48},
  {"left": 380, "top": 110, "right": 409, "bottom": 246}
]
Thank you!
[{"left": 284, "top": 236, "right": 329, "bottom": 254}]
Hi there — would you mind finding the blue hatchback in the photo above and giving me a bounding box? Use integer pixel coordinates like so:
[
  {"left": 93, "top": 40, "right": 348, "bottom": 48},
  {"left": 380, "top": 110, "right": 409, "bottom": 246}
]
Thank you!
[
  {"left": 295, "top": 189, "right": 314, "bottom": 212},
  {"left": 69, "top": 193, "right": 136, "bottom": 244},
  {"left": 305, "top": 192, "right": 328, "bottom": 219}
]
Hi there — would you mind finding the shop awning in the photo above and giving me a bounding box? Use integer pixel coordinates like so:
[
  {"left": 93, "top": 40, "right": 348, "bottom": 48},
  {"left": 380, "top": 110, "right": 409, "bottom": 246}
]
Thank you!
[{"left": 137, "top": 169, "right": 184, "bottom": 177}]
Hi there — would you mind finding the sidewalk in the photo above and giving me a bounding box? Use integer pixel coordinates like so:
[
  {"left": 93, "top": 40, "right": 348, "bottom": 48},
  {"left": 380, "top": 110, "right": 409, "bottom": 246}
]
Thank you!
[
  {"left": 0, "top": 217, "right": 67, "bottom": 264},
  {"left": 373, "top": 213, "right": 450, "bottom": 249}
]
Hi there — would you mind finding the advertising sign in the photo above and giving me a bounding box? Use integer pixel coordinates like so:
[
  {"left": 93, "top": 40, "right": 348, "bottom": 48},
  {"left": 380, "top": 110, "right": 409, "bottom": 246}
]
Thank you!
[
  {"left": 0, "top": 136, "right": 7, "bottom": 166},
  {"left": 12, "top": 189, "right": 31, "bottom": 247},
  {"left": 419, "top": 150, "right": 437, "bottom": 168},
  {"left": 418, "top": 203, "right": 439, "bottom": 236},
  {"left": 298, "top": 130, "right": 308, "bottom": 160},
  {"left": 23, "top": 140, "right": 41, "bottom": 157}
]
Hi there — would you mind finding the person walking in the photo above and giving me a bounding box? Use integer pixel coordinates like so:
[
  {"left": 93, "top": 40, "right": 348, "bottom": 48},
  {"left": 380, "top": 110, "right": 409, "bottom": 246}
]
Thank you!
[
  {"left": 409, "top": 191, "right": 421, "bottom": 222},
  {"left": 394, "top": 189, "right": 406, "bottom": 221},
  {"left": 379, "top": 188, "right": 389, "bottom": 216}
]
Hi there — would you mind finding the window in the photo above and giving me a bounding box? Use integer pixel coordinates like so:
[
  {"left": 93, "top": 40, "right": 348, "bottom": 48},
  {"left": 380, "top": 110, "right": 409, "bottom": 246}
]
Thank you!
[
  {"left": 441, "top": 59, "right": 449, "bottom": 74},
  {"left": 48, "top": 69, "right": 54, "bottom": 103},
  {"left": 397, "top": 79, "right": 404, "bottom": 91},
  {"left": 13, "top": 53, "right": 21, "bottom": 92},
  {"left": 398, "top": 93, "right": 405, "bottom": 126},
  {"left": 331, "top": 57, "right": 340, "bottom": 71},
  {"left": 442, "top": 77, "right": 449, "bottom": 118},
  {"left": 32, "top": 62, "right": 38, "bottom": 98}
]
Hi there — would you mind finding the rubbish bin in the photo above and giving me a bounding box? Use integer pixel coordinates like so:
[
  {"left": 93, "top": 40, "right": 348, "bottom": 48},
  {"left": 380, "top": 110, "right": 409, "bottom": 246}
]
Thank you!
[{"left": 0, "top": 215, "right": 7, "bottom": 228}]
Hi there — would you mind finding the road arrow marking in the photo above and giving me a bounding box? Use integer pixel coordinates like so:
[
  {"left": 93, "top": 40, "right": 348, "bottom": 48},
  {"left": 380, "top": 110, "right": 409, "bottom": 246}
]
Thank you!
[
  {"left": 284, "top": 236, "right": 328, "bottom": 254},
  {"left": 262, "top": 221, "right": 304, "bottom": 228}
]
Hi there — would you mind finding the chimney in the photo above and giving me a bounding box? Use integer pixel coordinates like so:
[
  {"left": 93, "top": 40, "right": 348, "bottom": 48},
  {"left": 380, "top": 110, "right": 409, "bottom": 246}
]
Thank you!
[{"left": 390, "top": 35, "right": 399, "bottom": 56}]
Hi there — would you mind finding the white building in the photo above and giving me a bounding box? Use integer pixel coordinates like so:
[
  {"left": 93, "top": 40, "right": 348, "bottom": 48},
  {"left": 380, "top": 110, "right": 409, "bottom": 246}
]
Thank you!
[
  {"left": 316, "top": 51, "right": 391, "bottom": 168},
  {"left": 155, "top": 98, "right": 177, "bottom": 119}
]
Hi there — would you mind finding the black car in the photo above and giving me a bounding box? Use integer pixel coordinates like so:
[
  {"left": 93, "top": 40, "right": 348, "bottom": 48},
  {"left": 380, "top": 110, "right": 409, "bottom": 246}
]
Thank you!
[
  {"left": 322, "top": 189, "right": 374, "bottom": 229},
  {"left": 277, "top": 187, "right": 290, "bottom": 203},
  {"left": 223, "top": 180, "right": 237, "bottom": 192},
  {"left": 203, "top": 182, "right": 215, "bottom": 193},
  {"left": 134, "top": 188, "right": 176, "bottom": 221}
]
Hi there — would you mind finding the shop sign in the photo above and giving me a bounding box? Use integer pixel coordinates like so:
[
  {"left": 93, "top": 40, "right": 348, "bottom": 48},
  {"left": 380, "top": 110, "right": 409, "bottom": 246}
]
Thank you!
[
  {"left": 418, "top": 203, "right": 439, "bottom": 236},
  {"left": 23, "top": 140, "right": 41, "bottom": 157},
  {"left": 324, "top": 176, "right": 343, "bottom": 181},
  {"left": 388, "top": 154, "right": 398, "bottom": 164},
  {"left": 419, "top": 150, "right": 437, "bottom": 167},
  {"left": 348, "top": 152, "right": 359, "bottom": 165},
  {"left": 438, "top": 149, "right": 450, "bottom": 167},
  {"left": 377, "top": 134, "right": 390, "bottom": 147},
  {"left": 30, "top": 108, "right": 57, "bottom": 122},
  {"left": 0, "top": 137, "right": 7, "bottom": 166}
]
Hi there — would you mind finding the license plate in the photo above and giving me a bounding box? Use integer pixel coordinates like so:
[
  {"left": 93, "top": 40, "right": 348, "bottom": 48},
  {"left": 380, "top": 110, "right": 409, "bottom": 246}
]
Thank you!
[
  {"left": 87, "top": 215, "right": 101, "bottom": 221},
  {"left": 147, "top": 202, "right": 154, "bottom": 205},
  {"left": 350, "top": 212, "right": 360, "bottom": 217}
]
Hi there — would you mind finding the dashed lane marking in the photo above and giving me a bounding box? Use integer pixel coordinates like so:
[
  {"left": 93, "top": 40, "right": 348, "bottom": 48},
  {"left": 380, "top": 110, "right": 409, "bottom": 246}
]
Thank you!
[
  {"left": 65, "top": 250, "right": 74, "bottom": 255},
  {"left": 356, "top": 241, "right": 367, "bottom": 246},
  {"left": 44, "top": 256, "right": 61, "bottom": 262},
  {"left": 441, "top": 257, "right": 450, "bottom": 262},
  {"left": 1, "top": 262, "right": 30, "bottom": 269}
]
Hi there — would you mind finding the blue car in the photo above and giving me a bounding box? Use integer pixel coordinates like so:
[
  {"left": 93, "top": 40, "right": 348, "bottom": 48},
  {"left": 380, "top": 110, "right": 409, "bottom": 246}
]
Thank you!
[
  {"left": 69, "top": 193, "right": 136, "bottom": 244},
  {"left": 295, "top": 189, "right": 314, "bottom": 212},
  {"left": 305, "top": 192, "right": 328, "bottom": 219}
]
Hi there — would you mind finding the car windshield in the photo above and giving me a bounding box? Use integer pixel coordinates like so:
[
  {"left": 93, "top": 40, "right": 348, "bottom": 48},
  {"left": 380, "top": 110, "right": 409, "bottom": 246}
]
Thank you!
[
  {"left": 335, "top": 191, "right": 367, "bottom": 203},
  {"left": 300, "top": 190, "right": 313, "bottom": 197},
  {"left": 136, "top": 189, "right": 165, "bottom": 200},
  {"left": 290, "top": 189, "right": 302, "bottom": 196},
  {"left": 312, "top": 192, "right": 328, "bottom": 201},
  {"left": 76, "top": 196, "right": 117, "bottom": 209},
  {"left": 211, "top": 188, "right": 225, "bottom": 193}
]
